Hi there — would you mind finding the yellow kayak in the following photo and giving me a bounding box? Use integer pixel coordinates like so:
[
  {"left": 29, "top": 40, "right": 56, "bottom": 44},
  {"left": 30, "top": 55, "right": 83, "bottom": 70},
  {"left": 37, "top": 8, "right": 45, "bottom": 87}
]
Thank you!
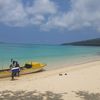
[{"left": 0, "top": 62, "right": 46, "bottom": 78}]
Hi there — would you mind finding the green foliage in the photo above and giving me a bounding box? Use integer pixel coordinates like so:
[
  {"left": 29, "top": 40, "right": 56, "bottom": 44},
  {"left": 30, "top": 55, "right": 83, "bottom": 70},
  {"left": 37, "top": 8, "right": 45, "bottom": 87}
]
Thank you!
[{"left": 62, "top": 38, "right": 100, "bottom": 46}]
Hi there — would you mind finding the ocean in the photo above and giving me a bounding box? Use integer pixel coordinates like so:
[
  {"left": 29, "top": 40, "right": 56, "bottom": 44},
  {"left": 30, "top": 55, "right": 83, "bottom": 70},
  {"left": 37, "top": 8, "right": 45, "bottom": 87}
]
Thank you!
[{"left": 0, "top": 43, "right": 100, "bottom": 70}]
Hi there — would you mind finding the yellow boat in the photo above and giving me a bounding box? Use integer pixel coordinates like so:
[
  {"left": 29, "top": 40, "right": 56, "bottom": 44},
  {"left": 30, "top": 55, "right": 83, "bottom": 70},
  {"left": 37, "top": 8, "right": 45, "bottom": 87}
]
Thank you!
[{"left": 0, "top": 62, "right": 46, "bottom": 78}]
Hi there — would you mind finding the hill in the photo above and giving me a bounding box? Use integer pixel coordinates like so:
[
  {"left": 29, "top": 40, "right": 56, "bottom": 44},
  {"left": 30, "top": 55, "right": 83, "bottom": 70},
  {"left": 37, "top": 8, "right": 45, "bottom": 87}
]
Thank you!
[{"left": 62, "top": 38, "right": 100, "bottom": 46}]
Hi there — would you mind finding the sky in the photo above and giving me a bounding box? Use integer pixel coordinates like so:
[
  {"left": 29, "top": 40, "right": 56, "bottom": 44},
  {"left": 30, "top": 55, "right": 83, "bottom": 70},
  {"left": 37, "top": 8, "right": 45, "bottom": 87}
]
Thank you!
[{"left": 0, "top": 0, "right": 100, "bottom": 44}]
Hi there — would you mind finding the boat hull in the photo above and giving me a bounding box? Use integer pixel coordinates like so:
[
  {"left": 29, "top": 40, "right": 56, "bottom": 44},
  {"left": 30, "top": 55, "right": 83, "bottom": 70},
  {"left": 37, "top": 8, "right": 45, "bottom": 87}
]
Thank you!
[{"left": 0, "top": 64, "right": 46, "bottom": 78}]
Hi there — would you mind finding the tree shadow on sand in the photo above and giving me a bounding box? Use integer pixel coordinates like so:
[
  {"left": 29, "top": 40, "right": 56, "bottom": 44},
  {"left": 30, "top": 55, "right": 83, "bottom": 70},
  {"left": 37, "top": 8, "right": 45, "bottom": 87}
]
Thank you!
[
  {"left": 0, "top": 90, "right": 67, "bottom": 100},
  {"left": 74, "top": 91, "right": 100, "bottom": 100}
]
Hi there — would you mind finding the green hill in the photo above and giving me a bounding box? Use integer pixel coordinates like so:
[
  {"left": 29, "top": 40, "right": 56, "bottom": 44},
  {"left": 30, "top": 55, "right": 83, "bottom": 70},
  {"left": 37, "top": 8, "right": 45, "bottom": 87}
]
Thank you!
[{"left": 62, "top": 38, "right": 100, "bottom": 46}]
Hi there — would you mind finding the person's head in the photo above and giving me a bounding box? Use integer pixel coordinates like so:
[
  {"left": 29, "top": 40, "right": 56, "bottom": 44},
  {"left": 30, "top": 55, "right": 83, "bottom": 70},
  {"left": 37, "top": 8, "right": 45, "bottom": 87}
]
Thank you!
[{"left": 13, "top": 61, "right": 16, "bottom": 65}]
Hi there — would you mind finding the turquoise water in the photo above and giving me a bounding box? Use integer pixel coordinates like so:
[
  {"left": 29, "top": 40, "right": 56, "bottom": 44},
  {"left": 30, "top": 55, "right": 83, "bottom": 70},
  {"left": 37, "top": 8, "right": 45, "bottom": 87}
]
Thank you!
[{"left": 0, "top": 43, "right": 100, "bottom": 70}]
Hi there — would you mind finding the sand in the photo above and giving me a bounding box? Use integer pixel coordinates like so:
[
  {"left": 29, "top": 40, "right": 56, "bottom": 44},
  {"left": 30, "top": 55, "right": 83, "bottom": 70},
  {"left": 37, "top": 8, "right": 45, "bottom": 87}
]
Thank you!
[{"left": 0, "top": 61, "right": 100, "bottom": 100}]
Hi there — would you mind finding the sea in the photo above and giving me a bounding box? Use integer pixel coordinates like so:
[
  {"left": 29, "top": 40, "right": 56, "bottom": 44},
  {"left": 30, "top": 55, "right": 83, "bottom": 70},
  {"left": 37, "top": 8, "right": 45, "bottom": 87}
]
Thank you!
[{"left": 0, "top": 43, "right": 100, "bottom": 70}]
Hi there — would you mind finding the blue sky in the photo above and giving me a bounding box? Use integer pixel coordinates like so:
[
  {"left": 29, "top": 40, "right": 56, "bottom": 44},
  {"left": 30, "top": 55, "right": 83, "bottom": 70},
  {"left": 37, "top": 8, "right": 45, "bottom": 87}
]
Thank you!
[{"left": 0, "top": 0, "right": 100, "bottom": 44}]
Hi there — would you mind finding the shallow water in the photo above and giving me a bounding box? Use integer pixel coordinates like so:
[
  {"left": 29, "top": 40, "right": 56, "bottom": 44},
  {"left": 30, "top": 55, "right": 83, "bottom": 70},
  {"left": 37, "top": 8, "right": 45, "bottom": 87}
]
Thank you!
[{"left": 0, "top": 43, "right": 100, "bottom": 70}]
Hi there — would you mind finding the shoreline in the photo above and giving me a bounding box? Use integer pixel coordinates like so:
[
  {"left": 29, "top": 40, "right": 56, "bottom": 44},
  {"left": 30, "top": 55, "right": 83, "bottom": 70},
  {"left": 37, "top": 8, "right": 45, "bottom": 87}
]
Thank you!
[
  {"left": 45, "top": 55, "right": 100, "bottom": 71},
  {"left": 0, "top": 58, "right": 100, "bottom": 79},
  {"left": 0, "top": 59, "right": 100, "bottom": 82},
  {"left": 0, "top": 57, "right": 100, "bottom": 79},
  {"left": 1, "top": 53, "right": 100, "bottom": 71}
]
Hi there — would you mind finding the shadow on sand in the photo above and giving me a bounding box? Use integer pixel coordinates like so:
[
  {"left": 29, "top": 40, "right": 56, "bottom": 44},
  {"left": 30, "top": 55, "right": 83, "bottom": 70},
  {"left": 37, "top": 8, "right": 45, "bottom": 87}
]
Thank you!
[
  {"left": 74, "top": 91, "right": 100, "bottom": 100},
  {"left": 0, "top": 90, "right": 67, "bottom": 100}
]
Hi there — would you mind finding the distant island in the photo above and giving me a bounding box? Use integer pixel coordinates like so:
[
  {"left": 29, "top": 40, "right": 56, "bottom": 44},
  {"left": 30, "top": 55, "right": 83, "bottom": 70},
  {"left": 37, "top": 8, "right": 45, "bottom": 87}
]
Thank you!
[
  {"left": 0, "top": 42, "right": 6, "bottom": 44},
  {"left": 62, "top": 38, "right": 100, "bottom": 46}
]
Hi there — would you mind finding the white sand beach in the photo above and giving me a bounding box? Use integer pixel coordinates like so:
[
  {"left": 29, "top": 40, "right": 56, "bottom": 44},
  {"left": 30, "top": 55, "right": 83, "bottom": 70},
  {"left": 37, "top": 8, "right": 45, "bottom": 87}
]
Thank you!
[{"left": 0, "top": 61, "right": 100, "bottom": 100}]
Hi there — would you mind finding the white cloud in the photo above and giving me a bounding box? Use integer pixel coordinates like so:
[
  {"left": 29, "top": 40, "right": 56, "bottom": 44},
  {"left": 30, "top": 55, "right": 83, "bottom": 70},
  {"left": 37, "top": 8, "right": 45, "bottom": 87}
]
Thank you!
[
  {"left": 26, "top": 0, "right": 57, "bottom": 14},
  {"left": 30, "top": 14, "right": 45, "bottom": 25},
  {"left": 43, "top": 0, "right": 100, "bottom": 31},
  {"left": 26, "top": 0, "right": 57, "bottom": 25},
  {"left": 0, "top": 0, "right": 28, "bottom": 26},
  {"left": 0, "top": 0, "right": 100, "bottom": 32},
  {"left": 0, "top": 0, "right": 57, "bottom": 26}
]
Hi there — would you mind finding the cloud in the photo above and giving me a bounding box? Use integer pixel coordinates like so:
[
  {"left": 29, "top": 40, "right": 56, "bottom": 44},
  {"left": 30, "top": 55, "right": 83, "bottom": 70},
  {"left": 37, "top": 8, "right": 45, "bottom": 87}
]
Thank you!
[
  {"left": 0, "top": 0, "right": 100, "bottom": 32},
  {"left": 26, "top": 0, "right": 57, "bottom": 14},
  {"left": 0, "top": 0, "right": 28, "bottom": 26},
  {"left": 44, "top": 0, "right": 100, "bottom": 31},
  {"left": 0, "top": 0, "right": 57, "bottom": 26},
  {"left": 26, "top": 0, "right": 57, "bottom": 25}
]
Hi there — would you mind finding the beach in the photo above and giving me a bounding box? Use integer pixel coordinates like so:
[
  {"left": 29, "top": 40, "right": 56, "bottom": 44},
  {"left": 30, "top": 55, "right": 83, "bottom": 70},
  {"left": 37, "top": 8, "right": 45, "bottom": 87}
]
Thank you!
[
  {"left": 0, "top": 60, "right": 100, "bottom": 100},
  {"left": 0, "top": 0, "right": 100, "bottom": 99}
]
